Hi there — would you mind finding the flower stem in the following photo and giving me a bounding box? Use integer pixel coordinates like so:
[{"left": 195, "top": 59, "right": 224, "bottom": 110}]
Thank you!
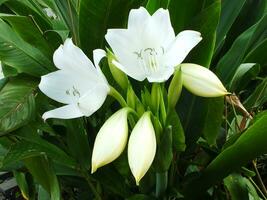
[
  {"left": 156, "top": 171, "right": 168, "bottom": 198},
  {"left": 109, "top": 87, "right": 128, "bottom": 107},
  {"left": 252, "top": 160, "right": 267, "bottom": 197}
]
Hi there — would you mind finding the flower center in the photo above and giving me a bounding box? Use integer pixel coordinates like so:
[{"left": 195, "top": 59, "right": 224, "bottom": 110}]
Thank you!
[
  {"left": 133, "top": 47, "right": 165, "bottom": 74},
  {"left": 65, "top": 85, "right": 81, "bottom": 98}
]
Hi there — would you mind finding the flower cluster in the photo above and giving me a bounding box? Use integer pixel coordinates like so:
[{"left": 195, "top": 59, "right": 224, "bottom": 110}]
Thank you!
[{"left": 39, "top": 7, "right": 229, "bottom": 184}]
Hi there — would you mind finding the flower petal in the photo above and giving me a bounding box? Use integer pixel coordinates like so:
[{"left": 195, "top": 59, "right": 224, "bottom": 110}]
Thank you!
[
  {"left": 93, "top": 49, "right": 109, "bottom": 84},
  {"left": 78, "top": 84, "right": 109, "bottom": 117},
  {"left": 105, "top": 29, "right": 147, "bottom": 81},
  {"left": 91, "top": 108, "right": 129, "bottom": 173},
  {"left": 164, "top": 30, "right": 202, "bottom": 66},
  {"left": 39, "top": 70, "right": 93, "bottom": 104},
  {"left": 181, "top": 64, "right": 229, "bottom": 97},
  {"left": 150, "top": 8, "right": 175, "bottom": 47},
  {"left": 0, "top": 61, "right": 4, "bottom": 79},
  {"left": 146, "top": 66, "right": 174, "bottom": 82},
  {"left": 42, "top": 104, "right": 83, "bottom": 120},
  {"left": 53, "top": 38, "right": 98, "bottom": 75},
  {"left": 128, "top": 112, "right": 156, "bottom": 185},
  {"left": 128, "top": 7, "right": 150, "bottom": 30}
]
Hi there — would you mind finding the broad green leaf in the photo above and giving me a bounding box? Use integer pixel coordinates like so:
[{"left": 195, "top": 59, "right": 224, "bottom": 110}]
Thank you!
[
  {"left": 0, "top": 15, "right": 54, "bottom": 58},
  {"left": 65, "top": 119, "right": 90, "bottom": 169},
  {"left": 186, "top": 0, "right": 221, "bottom": 67},
  {"left": 168, "top": 0, "right": 205, "bottom": 33},
  {"left": 244, "top": 38, "right": 267, "bottom": 67},
  {"left": 202, "top": 97, "right": 224, "bottom": 145},
  {"left": 224, "top": 173, "right": 249, "bottom": 200},
  {"left": 229, "top": 63, "right": 260, "bottom": 92},
  {"left": 126, "top": 194, "right": 156, "bottom": 200},
  {"left": 24, "top": 156, "right": 60, "bottom": 200},
  {"left": 78, "top": 0, "right": 144, "bottom": 57},
  {"left": 38, "top": 185, "right": 50, "bottom": 200},
  {"left": 0, "top": 76, "right": 37, "bottom": 134},
  {"left": 216, "top": 14, "right": 267, "bottom": 85},
  {"left": 184, "top": 112, "right": 267, "bottom": 198},
  {"left": 215, "top": 0, "right": 246, "bottom": 50},
  {"left": 14, "top": 171, "right": 33, "bottom": 200},
  {"left": 0, "top": 19, "right": 53, "bottom": 76},
  {"left": 2, "top": 137, "right": 76, "bottom": 168}
]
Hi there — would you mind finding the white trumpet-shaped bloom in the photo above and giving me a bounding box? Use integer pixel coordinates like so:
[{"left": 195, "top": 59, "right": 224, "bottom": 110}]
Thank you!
[
  {"left": 128, "top": 112, "right": 156, "bottom": 185},
  {"left": 0, "top": 61, "right": 4, "bottom": 80},
  {"left": 105, "top": 7, "right": 202, "bottom": 83},
  {"left": 39, "top": 39, "right": 110, "bottom": 120},
  {"left": 181, "top": 64, "right": 229, "bottom": 97},
  {"left": 91, "top": 108, "right": 130, "bottom": 173}
]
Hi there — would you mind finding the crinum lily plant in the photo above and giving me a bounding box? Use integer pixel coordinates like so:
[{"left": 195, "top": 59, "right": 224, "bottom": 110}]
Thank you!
[{"left": 39, "top": 7, "right": 229, "bottom": 186}]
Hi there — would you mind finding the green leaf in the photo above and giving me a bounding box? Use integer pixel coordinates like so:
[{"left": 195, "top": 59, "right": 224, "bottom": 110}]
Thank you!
[
  {"left": 244, "top": 38, "right": 267, "bottom": 67},
  {"left": 154, "top": 126, "right": 173, "bottom": 172},
  {"left": 78, "top": 0, "right": 144, "bottom": 57},
  {"left": 168, "top": 0, "right": 205, "bottom": 33},
  {"left": 24, "top": 156, "right": 60, "bottom": 200},
  {"left": 14, "top": 171, "right": 33, "bottom": 200},
  {"left": 229, "top": 63, "right": 260, "bottom": 92},
  {"left": 224, "top": 173, "right": 249, "bottom": 200},
  {"left": 166, "top": 110, "right": 185, "bottom": 152},
  {"left": 244, "top": 78, "right": 267, "bottom": 109},
  {"left": 202, "top": 97, "right": 225, "bottom": 145},
  {"left": 0, "top": 15, "right": 54, "bottom": 58},
  {"left": 126, "top": 194, "right": 156, "bottom": 200},
  {"left": 54, "top": 0, "right": 79, "bottom": 45},
  {"left": 184, "top": 112, "right": 267, "bottom": 198},
  {"left": 146, "top": 0, "right": 169, "bottom": 14},
  {"left": 65, "top": 118, "right": 90, "bottom": 169},
  {"left": 215, "top": 0, "right": 246, "bottom": 50},
  {"left": 216, "top": 14, "right": 267, "bottom": 85},
  {"left": 0, "top": 19, "right": 53, "bottom": 76},
  {"left": 0, "top": 76, "right": 37, "bottom": 134}
]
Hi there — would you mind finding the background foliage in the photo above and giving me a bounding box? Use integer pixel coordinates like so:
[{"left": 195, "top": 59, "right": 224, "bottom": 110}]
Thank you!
[{"left": 0, "top": 0, "right": 267, "bottom": 199}]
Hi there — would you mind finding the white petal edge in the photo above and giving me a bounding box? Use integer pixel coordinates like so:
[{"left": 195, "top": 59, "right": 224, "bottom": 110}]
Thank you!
[
  {"left": 93, "top": 49, "right": 109, "bottom": 84},
  {"left": 91, "top": 108, "right": 129, "bottom": 173},
  {"left": 147, "top": 66, "right": 175, "bottom": 83},
  {"left": 42, "top": 104, "right": 83, "bottom": 120},
  {"left": 128, "top": 112, "right": 156, "bottom": 185},
  {"left": 128, "top": 7, "right": 150, "bottom": 30},
  {"left": 181, "top": 63, "right": 229, "bottom": 97},
  {"left": 53, "top": 38, "right": 97, "bottom": 76},
  {"left": 164, "top": 30, "right": 202, "bottom": 67}
]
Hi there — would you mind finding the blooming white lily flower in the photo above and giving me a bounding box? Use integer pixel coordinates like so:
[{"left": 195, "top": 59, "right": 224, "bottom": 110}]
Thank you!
[
  {"left": 105, "top": 7, "right": 202, "bottom": 82},
  {"left": 39, "top": 39, "right": 110, "bottom": 120},
  {"left": 181, "top": 64, "right": 229, "bottom": 97},
  {"left": 128, "top": 112, "right": 156, "bottom": 185},
  {"left": 0, "top": 61, "right": 4, "bottom": 80},
  {"left": 91, "top": 108, "right": 130, "bottom": 173}
]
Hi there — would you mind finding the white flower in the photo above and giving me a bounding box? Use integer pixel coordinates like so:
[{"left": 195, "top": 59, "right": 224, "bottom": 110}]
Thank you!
[
  {"left": 39, "top": 39, "right": 109, "bottom": 120},
  {"left": 105, "top": 7, "right": 202, "bottom": 83},
  {"left": 128, "top": 112, "right": 156, "bottom": 185},
  {"left": 181, "top": 64, "right": 229, "bottom": 97},
  {"left": 0, "top": 61, "right": 4, "bottom": 80},
  {"left": 91, "top": 108, "right": 130, "bottom": 173}
]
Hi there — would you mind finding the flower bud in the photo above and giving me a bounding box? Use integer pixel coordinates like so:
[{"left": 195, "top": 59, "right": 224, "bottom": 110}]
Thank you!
[
  {"left": 168, "top": 66, "right": 182, "bottom": 109},
  {"left": 181, "top": 64, "right": 230, "bottom": 97},
  {"left": 91, "top": 108, "right": 130, "bottom": 173},
  {"left": 107, "top": 49, "right": 128, "bottom": 90},
  {"left": 128, "top": 112, "right": 156, "bottom": 185}
]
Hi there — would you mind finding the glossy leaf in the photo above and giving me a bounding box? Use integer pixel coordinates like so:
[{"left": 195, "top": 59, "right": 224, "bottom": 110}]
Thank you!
[
  {"left": 0, "top": 76, "right": 37, "bottom": 134},
  {"left": 184, "top": 112, "right": 267, "bottom": 198},
  {"left": 0, "top": 19, "right": 53, "bottom": 76}
]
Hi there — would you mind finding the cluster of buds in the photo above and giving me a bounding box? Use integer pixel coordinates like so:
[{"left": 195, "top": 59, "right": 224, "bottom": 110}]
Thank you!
[{"left": 39, "top": 7, "right": 229, "bottom": 185}]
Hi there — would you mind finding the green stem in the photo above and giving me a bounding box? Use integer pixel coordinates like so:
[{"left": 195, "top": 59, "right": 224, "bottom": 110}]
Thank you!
[
  {"left": 156, "top": 171, "right": 168, "bottom": 198},
  {"left": 252, "top": 160, "right": 267, "bottom": 197},
  {"left": 81, "top": 169, "right": 102, "bottom": 200},
  {"left": 249, "top": 177, "right": 267, "bottom": 200},
  {"left": 109, "top": 87, "right": 128, "bottom": 107}
]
